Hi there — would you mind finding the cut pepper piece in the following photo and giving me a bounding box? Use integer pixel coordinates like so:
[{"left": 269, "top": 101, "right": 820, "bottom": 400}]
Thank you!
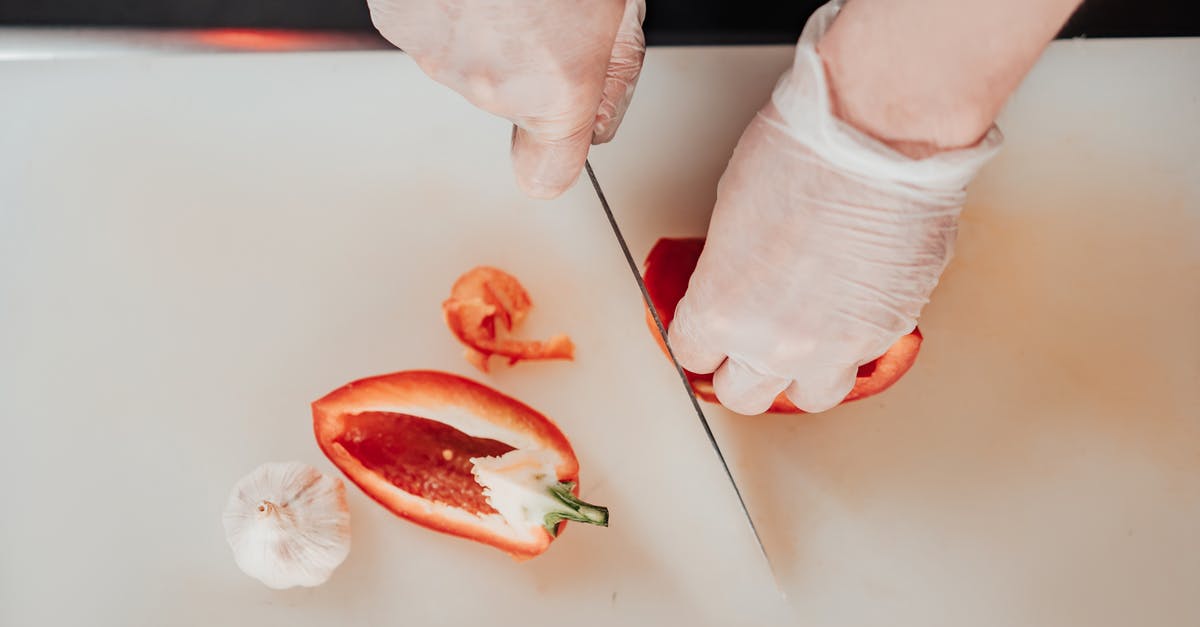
[
  {"left": 642, "top": 237, "right": 924, "bottom": 414},
  {"left": 442, "top": 266, "right": 574, "bottom": 372},
  {"left": 312, "top": 370, "right": 606, "bottom": 559}
]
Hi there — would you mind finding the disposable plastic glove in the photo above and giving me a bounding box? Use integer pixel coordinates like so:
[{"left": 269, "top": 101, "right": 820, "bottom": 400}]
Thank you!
[
  {"left": 668, "top": 2, "right": 1003, "bottom": 415},
  {"left": 368, "top": 0, "right": 646, "bottom": 198}
]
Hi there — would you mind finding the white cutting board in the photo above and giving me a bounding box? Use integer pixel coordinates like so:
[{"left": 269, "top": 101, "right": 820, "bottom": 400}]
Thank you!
[
  {"left": 589, "top": 39, "right": 1200, "bottom": 627},
  {"left": 0, "top": 50, "right": 782, "bottom": 626},
  {"left": 1, "top": 37, "right": 1198, "bottom": 627}
]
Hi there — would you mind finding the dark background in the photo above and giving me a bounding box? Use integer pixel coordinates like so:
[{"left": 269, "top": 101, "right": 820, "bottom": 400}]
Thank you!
[{"left": 1, "top": 0, "right": 1197, "bottom": 43}]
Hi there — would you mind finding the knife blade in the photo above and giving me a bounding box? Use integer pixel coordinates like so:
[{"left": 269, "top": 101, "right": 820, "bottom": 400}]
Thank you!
[{"left": 584, "top": 160, "right": 783, "bottom": 593}]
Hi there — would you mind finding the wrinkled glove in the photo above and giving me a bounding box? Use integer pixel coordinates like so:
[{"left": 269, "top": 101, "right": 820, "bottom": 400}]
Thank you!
[
  {"left": 368, "top": 0, "right": 646, "bottom": 198},
  {"left": 669, "top": 1, "right": 1003, "bottom": 415}
]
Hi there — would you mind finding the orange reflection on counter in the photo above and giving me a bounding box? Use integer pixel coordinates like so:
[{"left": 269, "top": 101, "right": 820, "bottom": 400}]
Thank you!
[{"left": 196, "top": 29, "right": 315, "bottom": 52}]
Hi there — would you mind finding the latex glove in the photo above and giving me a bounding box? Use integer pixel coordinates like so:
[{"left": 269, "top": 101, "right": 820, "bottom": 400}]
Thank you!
[
  {"left": 368, "top": 0, "right": 646, "bottom": 198},
  {"left": 668, "top": 2, "right": 1002, "bottom": 415}
]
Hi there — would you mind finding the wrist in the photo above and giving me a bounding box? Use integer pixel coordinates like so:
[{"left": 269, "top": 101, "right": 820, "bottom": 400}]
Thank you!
[
  {"left": 766, "top": 1, "right": 1007, "bottom": 193},
  {"left": 811, "top": 0, "right": 1080, "bottom": 159},
  {"left": 816, "top": 27, "right": 996, "bottom": 158}
]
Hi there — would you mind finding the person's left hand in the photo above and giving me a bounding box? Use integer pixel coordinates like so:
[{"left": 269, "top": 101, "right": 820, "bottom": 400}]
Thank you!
[
  {"left": 667, "top": 2, "right": 1002, "bottom": 415},
  {"left": 368, "top": 0, "right": 646, "bottom": 198}
]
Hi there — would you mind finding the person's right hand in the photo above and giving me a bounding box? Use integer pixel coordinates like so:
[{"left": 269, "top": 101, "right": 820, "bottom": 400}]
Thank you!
[{"left": 369, "top": 0, "right": 646, "bottom": 199}]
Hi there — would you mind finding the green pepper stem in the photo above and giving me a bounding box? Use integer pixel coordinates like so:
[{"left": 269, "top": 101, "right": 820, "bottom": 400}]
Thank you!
[{"left": 542, "top": 482, "right": 609, "bottom": 536}]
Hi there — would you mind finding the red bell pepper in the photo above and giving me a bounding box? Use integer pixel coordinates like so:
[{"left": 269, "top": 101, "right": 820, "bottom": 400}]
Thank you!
[
  {"left": 643, "top": 237, "right": 923, "bottom": 413},
  {"left": 442, "top": 266, "right": 574, "bottom": 372},
  {"left": 312, "top": 370, "right": 607, "bottom": 559}
]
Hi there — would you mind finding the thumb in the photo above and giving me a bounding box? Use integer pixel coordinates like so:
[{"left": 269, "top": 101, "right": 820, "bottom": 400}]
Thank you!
[
  {"left": 510, "top": 122, "right": 593, "bottom": 200},
  {"left": 592, "top": 0, "right": 647, "bottom": 144}
]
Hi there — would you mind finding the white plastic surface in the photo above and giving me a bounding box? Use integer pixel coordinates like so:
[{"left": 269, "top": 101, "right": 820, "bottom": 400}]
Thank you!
[
  {"left": 1, "top": 38, "right": 1198, "bottom": 627},
  {"left": 590, "top": 39, "right": 1200, "bottom": 627},
  {"left": 0, "top": 50, "right": 780, "bottom": 626}
]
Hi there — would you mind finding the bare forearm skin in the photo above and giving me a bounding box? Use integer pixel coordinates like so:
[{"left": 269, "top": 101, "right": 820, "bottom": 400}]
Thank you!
[{"left": 817, "top": 0, "right": 1083, "bottom": 157}]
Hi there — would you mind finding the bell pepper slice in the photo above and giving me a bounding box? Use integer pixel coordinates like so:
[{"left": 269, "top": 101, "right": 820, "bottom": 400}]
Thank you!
[
  {"left": 442, "top": 266, "right": 575, "bottom": 372},
  {"left": 642, "top": 237, "right": 924, "bottom": 414},
  {"left": 312, "top": 370, "right": 607, "bottom": 559}
]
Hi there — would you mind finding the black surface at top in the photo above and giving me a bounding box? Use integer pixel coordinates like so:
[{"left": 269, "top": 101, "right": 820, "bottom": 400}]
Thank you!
[{"left": 1, "top": 0, "right": 1197, "bottom": 42}]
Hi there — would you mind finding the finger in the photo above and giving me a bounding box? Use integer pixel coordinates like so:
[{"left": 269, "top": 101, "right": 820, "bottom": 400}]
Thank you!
[
  {"left": 592, "top": 0, "right": 647, "bottom": 144},
  {"left": 712, "top": 358, "right": 790, "bottom": 416},
  {"left": 667, "top": 294, "right": 726, "bottom": 375},
  {"left": 783, "top": 365, "right": 858, "bottom": 413},
  {"left": 510, "top": 122, "right": 592, "bottom": 199}
]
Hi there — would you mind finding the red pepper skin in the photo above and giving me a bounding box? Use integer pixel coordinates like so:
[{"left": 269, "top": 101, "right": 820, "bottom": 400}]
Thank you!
[
  {"left": 313, "top": 370, "right": 581, "bottom": 559},
  {"left": 442, "top": 266, "right": 574, "bottom": 372},
  {"left": 643, "top": 237, "right": 924, "bottom": 414}
]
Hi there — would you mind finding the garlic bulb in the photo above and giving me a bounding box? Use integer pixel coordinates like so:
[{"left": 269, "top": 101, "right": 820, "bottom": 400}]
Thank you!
[{"left": 223, "top": 462, "right": 351, "bottom": 589}]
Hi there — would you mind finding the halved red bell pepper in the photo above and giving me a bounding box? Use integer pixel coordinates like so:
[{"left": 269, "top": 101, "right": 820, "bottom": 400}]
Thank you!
[
  {"left": 442, "top": 266, "right": 575, "bottom": 372},
  {"left": 312, "top": 370, "right": 606, "bottom": 559},
  {"left": 643, "top": 237, "right": 924, "bottom": 414}
]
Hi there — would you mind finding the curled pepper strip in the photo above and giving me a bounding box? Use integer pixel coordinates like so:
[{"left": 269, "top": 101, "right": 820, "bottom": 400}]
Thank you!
[
  {"left": 442, "top": 267, "right": 575, "bottom": 372},
  {"left": 642, "top": 237, "right": 923, "bottom": 414}
]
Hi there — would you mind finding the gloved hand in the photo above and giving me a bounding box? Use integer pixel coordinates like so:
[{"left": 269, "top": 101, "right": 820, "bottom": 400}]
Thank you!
[
  {"left": 368, "top": 0, "right": 646, "bottom": 199},
  {"left": 668, "top": 1, "right": 1002, "bottom": 415}
]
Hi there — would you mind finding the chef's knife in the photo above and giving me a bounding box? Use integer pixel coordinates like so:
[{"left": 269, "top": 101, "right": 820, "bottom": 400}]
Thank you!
[{"left": 584, "top": 160, "right": 782, "bottom": 593}]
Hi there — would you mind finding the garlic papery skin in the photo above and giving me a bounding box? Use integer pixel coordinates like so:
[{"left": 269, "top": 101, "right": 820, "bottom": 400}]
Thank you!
[{"left": 223, "top": 462, "right": 351, "bottom": 589}]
